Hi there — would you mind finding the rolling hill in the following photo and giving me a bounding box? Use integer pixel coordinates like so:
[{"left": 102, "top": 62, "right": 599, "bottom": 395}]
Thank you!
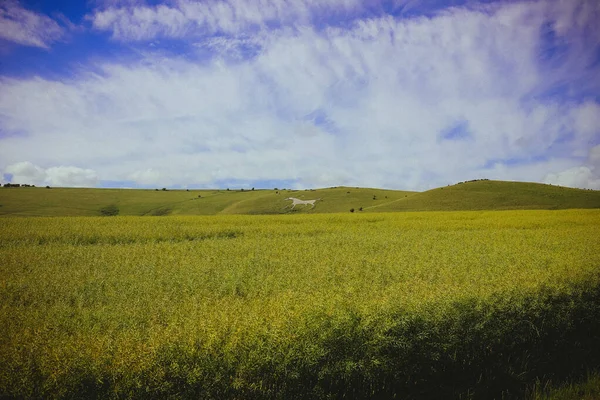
[
  {"left": 0, "top": 180, "right": 598, "bottom": 216},
  {"left": 369, "top": 180, "right": 600, "bottom": 212}
]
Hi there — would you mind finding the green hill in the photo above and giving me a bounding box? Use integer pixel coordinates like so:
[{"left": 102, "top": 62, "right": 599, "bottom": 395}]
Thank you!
[
  {"left": 0, "top": 186, "right": 415, "bottom": 216},
  {"left": 0, "top": 180, "right": 598, "bottom": 216},
  {"left": 217, "top": 186, "right": 415, "bottom": 214},
  {"left": 369, "top": 180, "right": 600, "bottom": 212}
]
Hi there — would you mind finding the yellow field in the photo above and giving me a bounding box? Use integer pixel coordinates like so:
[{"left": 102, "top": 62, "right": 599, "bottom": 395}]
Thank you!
[{"left": 1, "top": 210, "right": 599, "bottom": 398}]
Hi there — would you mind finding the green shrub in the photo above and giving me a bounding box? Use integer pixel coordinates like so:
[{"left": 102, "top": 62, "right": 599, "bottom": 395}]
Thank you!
[
  {"left": 99, "top": 204, "right": 119, "bottom": 216},
  {"left": 150, "top": 208, "right": 171, "bottom": 216}
]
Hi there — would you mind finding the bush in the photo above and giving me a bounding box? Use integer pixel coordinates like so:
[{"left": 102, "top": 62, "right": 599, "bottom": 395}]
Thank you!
[
  {"left": 99, "top": 205, "right": 119, "bottom": 216},
  {"left": 162, "top": 188, "right": 167, "bottom": 191},
  {"left": 150, "top": 208, "right": 171, "bottom": 216}
]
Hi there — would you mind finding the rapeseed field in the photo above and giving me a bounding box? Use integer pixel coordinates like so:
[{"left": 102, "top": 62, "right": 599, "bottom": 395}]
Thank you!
[{"left": 1, "top": 210, "right": 599, "bottom": 398}]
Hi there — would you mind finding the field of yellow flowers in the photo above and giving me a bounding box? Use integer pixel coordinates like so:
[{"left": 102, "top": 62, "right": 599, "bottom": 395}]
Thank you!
[{"left": 1, "top": 210, "right": 599, "bottom": 398}]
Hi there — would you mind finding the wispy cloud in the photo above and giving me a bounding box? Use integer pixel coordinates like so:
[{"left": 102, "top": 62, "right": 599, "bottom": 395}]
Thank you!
[
  {"left": 88, "top": 0, "right": 363, "bottom": 41},
  {"left": 0, "top": 0, "right": 599, "bottom": 190},
  {"left": 0, "top": 1, "right": 65, "bottom": 48}
]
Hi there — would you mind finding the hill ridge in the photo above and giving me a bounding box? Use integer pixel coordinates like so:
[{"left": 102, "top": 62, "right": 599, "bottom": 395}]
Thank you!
[{"left": 0, "top": 180, "right": 598, "bottom": 216}]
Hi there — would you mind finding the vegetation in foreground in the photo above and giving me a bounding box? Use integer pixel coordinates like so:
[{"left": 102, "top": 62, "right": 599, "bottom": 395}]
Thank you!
[
  {"left": 0, "top": 180, "right": 598, "bottom": 217},
  {"left": 1, "top": 210, "right": 599, "bottom": 398},
  {"left": 531, "top": 371, "right": 600, "bottom": 400}
]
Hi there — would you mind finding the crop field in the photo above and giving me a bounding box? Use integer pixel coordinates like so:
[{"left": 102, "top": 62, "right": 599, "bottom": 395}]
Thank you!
[{"left": 1, "top": 210, "right": 600, "bottom": 398}]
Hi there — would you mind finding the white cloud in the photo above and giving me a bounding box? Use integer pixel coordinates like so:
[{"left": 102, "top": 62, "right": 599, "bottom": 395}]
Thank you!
[
  {"left": 1, "top": 0, "right": 599, "bottom": 190},
  {"left": 544, "top": 145, "right": 600, "bottom": 190},
  {"left": 0, "top": 1, "right": 65, "bottom": 48},
  {"left": 571, "top": 102, "right": 600, "bottom": 139},
  {"left": 89, "top": 0, "right": 362, "bottom": 41},
  {"left": 544, "top": 166, "right": 600, "bottom": 190},
  {"left": 129, "top": 168, "right": 164, "bottom": 185},
  {"left": 4, "top": 161, "right": 46, "bottom": 185},
  {"left": 46, "top": 166, "right": 99, "bottom": 187},
  {"left": 3, "top": 162, "right": 98, "bottom": 187},
  {"left": 90, "top": 0, "right": 146, "bottom": 7},
  {"left": 589, "top": 144, "right": 600, "bottom": 168}
]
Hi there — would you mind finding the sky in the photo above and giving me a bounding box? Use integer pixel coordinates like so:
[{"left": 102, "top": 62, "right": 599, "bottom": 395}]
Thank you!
[{"left": 0, "top": 0, "right": 599, "bottom": 191}]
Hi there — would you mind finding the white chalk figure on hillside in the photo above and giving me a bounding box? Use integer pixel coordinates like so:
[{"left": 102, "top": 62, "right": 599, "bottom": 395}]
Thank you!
[{"left": 284, "top": 197, "right": 321, "bottom": 209}]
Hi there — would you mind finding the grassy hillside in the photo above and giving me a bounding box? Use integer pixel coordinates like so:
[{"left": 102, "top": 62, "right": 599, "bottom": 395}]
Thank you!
[
  {"left": 0, "top": 187, "right": 264, "bottom": 216},
  {"left": 370, "top": 180, "right": 600, "bottom": 212},
  {"left": 0, "top": 180, "right": 598, "bottom": 216},
  {"left": 0, "top": 186, "right": 416, "bottom": 216},
  {"left": 218, "top": 186, "right": 415, "bottom": 214}
]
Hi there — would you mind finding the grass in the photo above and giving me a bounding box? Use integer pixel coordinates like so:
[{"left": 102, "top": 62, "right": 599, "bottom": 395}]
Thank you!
[
  {"left": 1, "top": 210, "right": 599, "bottom": 398},
  {"left": 531, "top": 371, "right": 600, "bottom": 399},
  {"left": 1, "top": 180, "right": 598, "bottom": 217},
  {"left": 371, "top": 180, "right": 600, "bottom": 212}
]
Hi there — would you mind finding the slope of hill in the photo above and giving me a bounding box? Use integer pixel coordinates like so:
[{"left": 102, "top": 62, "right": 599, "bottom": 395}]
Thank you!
[
  {"left": 0, "top": 188, "right": 259, "bottom": 217},
  {"left": 218, "top": 186, "right": 415, "bottom": 214},
  {"left": 0, "top": 181, "right": 598, "bottom": 216},
  {"left": 0, "top": 186, "right": 416, "bottom": 216},
  {"left": 368, "top": 180, "right": 600, "bottom": 212}
]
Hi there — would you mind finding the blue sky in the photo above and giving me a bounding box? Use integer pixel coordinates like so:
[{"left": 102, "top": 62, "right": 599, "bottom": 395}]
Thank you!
[{"left": 0, "top": 0, "right": 599, "bottom": 190}]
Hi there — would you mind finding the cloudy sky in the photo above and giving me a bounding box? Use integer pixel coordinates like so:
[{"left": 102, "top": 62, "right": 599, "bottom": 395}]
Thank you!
[{"left": 0, "top": 0, "right": 599, "bottom": 190}]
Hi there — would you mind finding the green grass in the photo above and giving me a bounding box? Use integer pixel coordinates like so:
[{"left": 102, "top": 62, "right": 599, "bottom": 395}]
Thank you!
[
  {"left": 0, "top": 186, "right": 412, "bottom": 216},
  {"left": 372, "top": 180, "right": 600, "bottom": 212},
  {"left": 1, "top": 180, "right": 598, "bottom": 217},
  {"left": 0, "top": 187, "right": 249, "bottom": 216},
  {"left": 218, "top": 186, "right": 415, "bottom": 214},
  {"left": 1, "top": 210, "right": 599, "bottom": 398},
  {"left": 531, "top": 371, "right": 600, "bottom": 399}
]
